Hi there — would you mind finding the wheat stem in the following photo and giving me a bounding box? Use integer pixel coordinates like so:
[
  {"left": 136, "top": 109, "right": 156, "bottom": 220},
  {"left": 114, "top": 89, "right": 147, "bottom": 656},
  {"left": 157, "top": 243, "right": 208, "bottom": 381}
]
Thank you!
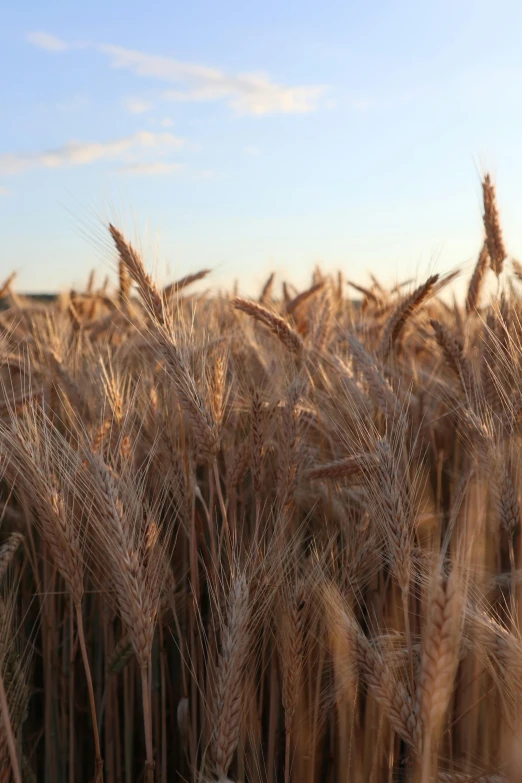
[{"left": 76, "top": 603, "right": 104, "bottom": 782}]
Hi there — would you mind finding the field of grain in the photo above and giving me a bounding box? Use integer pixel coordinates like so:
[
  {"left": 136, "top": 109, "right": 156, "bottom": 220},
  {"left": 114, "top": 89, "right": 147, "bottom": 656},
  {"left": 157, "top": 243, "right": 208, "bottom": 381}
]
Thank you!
[{"left": 0, "top": 175, "right": 519, "bottom": 782}]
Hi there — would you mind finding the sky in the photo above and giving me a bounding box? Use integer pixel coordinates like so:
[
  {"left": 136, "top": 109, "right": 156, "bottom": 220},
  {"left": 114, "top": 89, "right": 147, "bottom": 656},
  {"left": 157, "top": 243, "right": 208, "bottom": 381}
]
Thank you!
[{"left": 2, "top": 0, "right": 522, "bottom": 295}]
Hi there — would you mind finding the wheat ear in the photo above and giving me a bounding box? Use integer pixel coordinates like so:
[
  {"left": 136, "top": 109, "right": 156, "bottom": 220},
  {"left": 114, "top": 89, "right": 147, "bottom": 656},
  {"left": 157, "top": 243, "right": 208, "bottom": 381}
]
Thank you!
[
  {"left": 430, "top": 319, "right": 473, "bottom": 397},
  {"left": 304, "top": 454, "right": 376, "bottom": 481},
  {"left": 417, "top": 563, "right": 463, "bottom": 782},
  {"left": 348, "top": 333, "right": 404, "bottom": 424},
  {"left": 161, "top": 345, "right": 220, "bottom": 463},
  {"left": 163, "top": 269, "right": 211, "bottom": 298},
  {"left": 324, "top": 586, "right": 419, "bottom": 749},
  {"left": 232, "top": 298, "right": 304, "bottom": 355},
  {"left": 107, "top": 634, "right": 134, "bottom": 675},
  {"left": 258, "top": 272, "right": 275, "bottom": 304},
  {"left": 0, "top": 534, "right": 23, "bottom": 584},
  {"left": 379, "top": 274, "right": 438, "bottom": 361},
  {"left": 482, "top": 174, "right": 507, "bottom": 277},
  {"left": 466, "top": 242, "right": 489, "bottom": 314},
  {"left": 109, "top": 223, "right": 165, "bottom": 325},
  {"left": 87, "top": 453, "right": 162, "bottom": 781},
  {"left": 212, "top": 573, "right": 251, "bottom": 779},
  {"left": 286, "top": 281, "right": 325, "bottom": 314},
  {"left": 0, "top": 273, "right": 17, "bottom": 300},
  {"left": 277, "top": 579, "right": 305, "bottom": 783},
  {"left": 118, "top": 255, "right": 131, "bottom": 307}
]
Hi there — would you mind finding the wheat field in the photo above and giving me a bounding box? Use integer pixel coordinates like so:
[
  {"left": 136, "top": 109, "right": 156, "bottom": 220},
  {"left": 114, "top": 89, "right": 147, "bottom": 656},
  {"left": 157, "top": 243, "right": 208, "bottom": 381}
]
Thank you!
[{"left": 0, "top": 175, "right": 520, "bottom": 782}]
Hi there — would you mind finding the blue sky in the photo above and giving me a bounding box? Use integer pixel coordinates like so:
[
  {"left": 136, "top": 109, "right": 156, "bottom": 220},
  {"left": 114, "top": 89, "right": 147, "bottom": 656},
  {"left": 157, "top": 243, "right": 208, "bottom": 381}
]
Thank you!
[{"left": 2, "top": 0, "right": 522, "bottom": 294}]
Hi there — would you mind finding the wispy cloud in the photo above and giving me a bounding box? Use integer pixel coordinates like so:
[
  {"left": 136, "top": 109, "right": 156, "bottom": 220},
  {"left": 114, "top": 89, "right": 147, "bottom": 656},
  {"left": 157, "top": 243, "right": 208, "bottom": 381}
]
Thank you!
[
  {"left": 160, "top": 118, "right": 174, "bottom": 127},
  {"left": 244, "top": 146, "right": 260, "bottom": 156},
  {"left": 119, "top": 161, "right": 184, "bottom": 175},
  {"left": 26, "top": 31, "right": 76, "bottom": 52},
  {"left": 0, "top": 131, "right": 184, "bottom": 175},
  {"left": 27, "top": 32, "right": 328, "bottom": 116},
  {"left": 0, "top": 187, "right": 8, "bottom": 196},
  {"left": 123, "top": 97, "right": 153, "bottom": 114}
]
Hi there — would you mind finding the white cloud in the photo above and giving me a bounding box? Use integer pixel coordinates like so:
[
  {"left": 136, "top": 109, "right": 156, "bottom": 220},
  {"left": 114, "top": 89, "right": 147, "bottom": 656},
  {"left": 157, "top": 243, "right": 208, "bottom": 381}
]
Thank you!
[
  {"left": 26, "top": 31, "right": 73, "bottom": 51},
  {"left": 27, "top": 32, "right": 328, "bottom": 116},
  {"left": 119, "top": 161, "right": 184, "bottom": 175},
  {"left": 0, "top": 131, "right": 185, "bottom": 175},
  {"left": 161, "top": 80, "right": 324, "bottom": 115},
  {"left": 244, "top": 146, "right": 260, "bottom": 156},
  {"left": 0, "top": 187, "right": 8, "bottom": 195},
  {"left": 160, "top": 118, "right": 174, "bottom": 127},
  {"left": 124, "top": 97, "right": 152, "bottom": 114}
]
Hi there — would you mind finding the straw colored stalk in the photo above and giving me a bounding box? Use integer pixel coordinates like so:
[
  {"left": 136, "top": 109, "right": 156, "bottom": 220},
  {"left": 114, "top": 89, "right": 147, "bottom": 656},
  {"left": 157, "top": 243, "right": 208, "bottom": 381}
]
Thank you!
[{"left": 0, "top": 662, "right": 21, "bottom": 783}]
